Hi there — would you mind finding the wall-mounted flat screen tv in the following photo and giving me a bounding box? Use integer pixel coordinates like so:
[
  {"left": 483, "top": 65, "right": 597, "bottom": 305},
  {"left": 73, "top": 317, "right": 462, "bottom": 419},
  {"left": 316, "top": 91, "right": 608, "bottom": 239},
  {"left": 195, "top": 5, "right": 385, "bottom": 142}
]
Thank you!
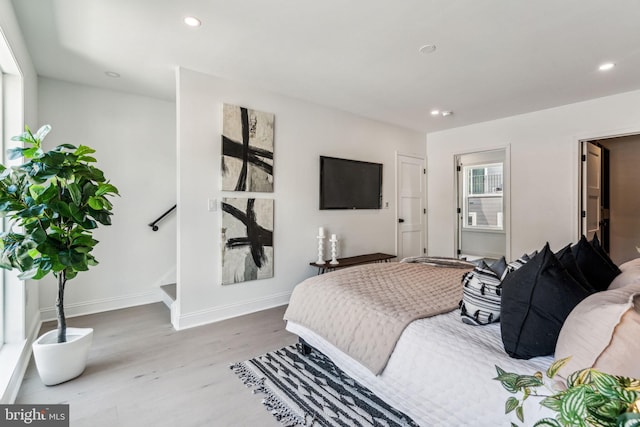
[{"left": 319, "top": 156, "right": 383, "bottom": 210}]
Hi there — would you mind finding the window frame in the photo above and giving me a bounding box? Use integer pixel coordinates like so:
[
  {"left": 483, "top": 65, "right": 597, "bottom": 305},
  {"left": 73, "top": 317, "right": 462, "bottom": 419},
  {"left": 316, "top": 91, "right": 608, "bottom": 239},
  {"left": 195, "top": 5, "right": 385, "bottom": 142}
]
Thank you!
[{"left": 0, "top": 69, "right": 3, "bottom": 349}]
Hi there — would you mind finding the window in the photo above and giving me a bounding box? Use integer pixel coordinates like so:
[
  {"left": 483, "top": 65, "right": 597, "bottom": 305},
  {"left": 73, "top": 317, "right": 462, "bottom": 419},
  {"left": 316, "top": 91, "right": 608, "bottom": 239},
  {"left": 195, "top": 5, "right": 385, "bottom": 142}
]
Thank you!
[
  {"left": 0, "top": 70, "right": 4, "bottom": 349},
  {"left": 462, "top": 163, "right": 504, "bottom": 230}
]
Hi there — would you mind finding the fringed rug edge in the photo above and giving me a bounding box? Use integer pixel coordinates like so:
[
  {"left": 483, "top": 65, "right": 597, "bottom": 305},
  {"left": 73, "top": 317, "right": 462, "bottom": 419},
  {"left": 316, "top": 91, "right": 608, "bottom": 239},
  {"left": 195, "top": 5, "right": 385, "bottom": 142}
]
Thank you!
[{"left": 230, "top": 361, "right": 312, "bottom": 427}]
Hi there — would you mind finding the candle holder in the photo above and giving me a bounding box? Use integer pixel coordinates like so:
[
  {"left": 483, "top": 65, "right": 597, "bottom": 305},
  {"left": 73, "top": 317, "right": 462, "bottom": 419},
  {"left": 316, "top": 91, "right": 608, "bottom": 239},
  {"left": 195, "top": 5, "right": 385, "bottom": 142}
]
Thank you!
[
  {"left": 329, "top": 235, "right": 339, "bottom": 265},
  {"left": 316, "top": 235, "right": 326, "bottom": 265}
]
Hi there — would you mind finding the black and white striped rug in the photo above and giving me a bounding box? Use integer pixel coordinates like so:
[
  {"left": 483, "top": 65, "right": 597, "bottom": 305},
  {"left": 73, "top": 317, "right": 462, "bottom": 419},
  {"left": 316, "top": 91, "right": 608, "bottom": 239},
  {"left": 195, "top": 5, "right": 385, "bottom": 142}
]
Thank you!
[{"left": 230, "top": 345, "right": 419, "bottom": 427}]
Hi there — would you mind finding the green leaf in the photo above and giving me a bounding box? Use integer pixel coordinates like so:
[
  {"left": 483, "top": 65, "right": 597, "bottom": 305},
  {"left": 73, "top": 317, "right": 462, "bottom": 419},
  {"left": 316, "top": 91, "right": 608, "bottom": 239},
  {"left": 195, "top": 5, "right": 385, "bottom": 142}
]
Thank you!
[
  {"left": 547, "top": 358, "right": 571, "bottom": 379},
  {"left": 7, "top": 147, "right": 27, "bottom": 160},
  {"left": 81, "top": 218, "right": 99, "bottom": 229},
  {"left": 18, "top": 268, "right": 40, "bottom": 280},
  {"left": 515, "top": 405, "right": 524, "bottom": 423},
  {"left": 73, "top": 145, "right": 96, "bottom": 157},
  {"left": 58, "top": 249, "right": 85, "bottom": 267},
  {"left": 540, "top": 396, "right": 562, "bottom": 413},
  {"left": 95, "top": 183, "right": 119, "bottom": 196},
  {"left": 617, "top": 412, "right": 640, "bottom": 427},
  {"left": 31, "top": 267, "right": 50, "bottom": 280},
  {"left": 29, "top": 184, "right": 48, "bottom": 201},
  {"left": 505, "top": 397, "right": 519, "bottom": 414},
  {"left": 68, "top": 202, "right": 85, "bottom": 223},
  {"left": 23, "top": 146, "right": 44, "bottom": 159},
  {"left": 31, "top": 228, "right": 47, "bottom": 244},
  {"left": 560, "top": 386, "right": 588, "bottom": 423},
  {"left": 68, "top": 182, "right": 82, "bottom": 206},
  {"left": 34, "top": 124, "right": 51, "bottom": 141},
  {"left": 617, "top": 388, "right": 640, "bottom": 405},
  {"left": 88, "top": 196, "right": 104, "bottom": 210},
  {"left": 18, "top": 204, "right": 46, "bottom": 218},
  {"left": 65, "top": 268, "right": 78, "bottom": 281},
  {"left": 87, "top": 209, "right": 111, "bottom": 226},
  {"left": 51, "top": 200, "right": 72, "bottom": 218},
  {"left": 515, "top": 375, "right": 544, "bottom": 388}
]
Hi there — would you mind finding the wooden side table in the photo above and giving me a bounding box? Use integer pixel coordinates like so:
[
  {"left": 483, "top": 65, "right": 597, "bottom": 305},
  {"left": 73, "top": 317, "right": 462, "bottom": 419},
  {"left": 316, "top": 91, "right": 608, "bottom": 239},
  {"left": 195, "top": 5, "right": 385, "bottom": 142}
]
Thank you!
[{"left": 310, "top": 252, "right": 396, "bottom": 274}]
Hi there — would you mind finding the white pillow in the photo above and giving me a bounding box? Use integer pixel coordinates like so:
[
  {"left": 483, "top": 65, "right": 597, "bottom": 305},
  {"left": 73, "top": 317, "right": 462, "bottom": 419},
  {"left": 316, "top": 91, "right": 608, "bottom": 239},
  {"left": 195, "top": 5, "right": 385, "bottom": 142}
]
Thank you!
[
  {"left": 608, "top": 257, "right": 640, "bottom": 290},
  {"left": 619, "top": 257, "right": 640, "bottom": 272},
  {"left": 554, "top": 283, "right": 640, "bottom": 379}
]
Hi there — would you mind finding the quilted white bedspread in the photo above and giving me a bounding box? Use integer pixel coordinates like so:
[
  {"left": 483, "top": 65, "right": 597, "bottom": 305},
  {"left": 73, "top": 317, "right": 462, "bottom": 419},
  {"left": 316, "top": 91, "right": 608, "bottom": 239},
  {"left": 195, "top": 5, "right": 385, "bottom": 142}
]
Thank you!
[
  {"left": 284, "top": 262, "right": 471, "bottom": 374},
  {"left": 287, "top": 310, "right": 556, "bottom": 426}
]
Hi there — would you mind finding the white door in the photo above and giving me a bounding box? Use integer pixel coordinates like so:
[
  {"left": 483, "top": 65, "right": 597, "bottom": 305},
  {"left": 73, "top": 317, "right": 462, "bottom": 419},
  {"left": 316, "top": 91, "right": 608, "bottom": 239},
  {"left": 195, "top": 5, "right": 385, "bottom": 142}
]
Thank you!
[
  {"left": 582, "top": 141, "right": 602, "bottom": 239},
  {"left": 396, "top": 154, "right": 425, "bottom": 260}
]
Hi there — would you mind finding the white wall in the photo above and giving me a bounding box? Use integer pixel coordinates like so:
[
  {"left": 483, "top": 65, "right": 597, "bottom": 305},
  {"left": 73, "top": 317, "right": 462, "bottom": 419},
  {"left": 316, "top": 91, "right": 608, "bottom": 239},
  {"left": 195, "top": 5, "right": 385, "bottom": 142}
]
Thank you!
[
  {"left": 176, "top": 68, "right": 424, "bottom": 329},
  {"left": 427, "top": 89, "right": 640, "bottom": 260},
  {"left": 36, "top": 77, "right": 176, "bottom": 320}
]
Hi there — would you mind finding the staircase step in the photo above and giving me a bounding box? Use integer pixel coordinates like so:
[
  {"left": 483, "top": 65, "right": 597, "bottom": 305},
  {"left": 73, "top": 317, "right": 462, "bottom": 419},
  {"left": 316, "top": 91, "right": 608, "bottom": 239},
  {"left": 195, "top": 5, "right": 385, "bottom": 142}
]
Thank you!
[{"left": 160, "top": 283, "right": 176, "bottom": 301}]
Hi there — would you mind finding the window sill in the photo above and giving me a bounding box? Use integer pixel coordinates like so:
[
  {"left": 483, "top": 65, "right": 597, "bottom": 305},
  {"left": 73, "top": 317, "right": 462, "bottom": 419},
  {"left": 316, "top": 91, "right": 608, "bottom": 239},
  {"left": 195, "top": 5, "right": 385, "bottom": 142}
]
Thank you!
[
  {"left": 0, "top": 340, "right": 29, "bottom": 403},
  {"left": 461, "top": 228, "right": 505, "bottom": 234}
]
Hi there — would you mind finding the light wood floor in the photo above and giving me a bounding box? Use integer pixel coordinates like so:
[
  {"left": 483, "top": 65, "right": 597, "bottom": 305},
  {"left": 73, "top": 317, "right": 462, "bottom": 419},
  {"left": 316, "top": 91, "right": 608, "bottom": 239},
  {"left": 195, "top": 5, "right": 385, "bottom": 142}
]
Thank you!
[{"left": 16, "top": 303, "right": 298, "bottom": 427}]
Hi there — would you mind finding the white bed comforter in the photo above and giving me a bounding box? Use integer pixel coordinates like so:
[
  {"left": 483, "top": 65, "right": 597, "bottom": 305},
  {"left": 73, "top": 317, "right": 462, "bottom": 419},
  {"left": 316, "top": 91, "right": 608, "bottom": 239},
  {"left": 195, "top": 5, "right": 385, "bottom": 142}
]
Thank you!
[{"left": 287, "top": 310, "right": 556, "bottom": 427}]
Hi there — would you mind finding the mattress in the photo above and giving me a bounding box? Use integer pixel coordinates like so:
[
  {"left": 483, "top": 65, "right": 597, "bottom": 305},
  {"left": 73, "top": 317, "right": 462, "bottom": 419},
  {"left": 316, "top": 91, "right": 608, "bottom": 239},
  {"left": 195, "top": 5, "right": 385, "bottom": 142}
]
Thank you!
[{"left": 287, "top": 310, "right": 557, "bottom": 426}]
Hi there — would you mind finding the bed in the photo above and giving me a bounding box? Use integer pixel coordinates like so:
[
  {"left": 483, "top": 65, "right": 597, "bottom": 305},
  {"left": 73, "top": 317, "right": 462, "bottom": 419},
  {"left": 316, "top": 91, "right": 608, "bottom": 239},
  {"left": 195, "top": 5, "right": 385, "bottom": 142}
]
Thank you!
[{"left": 283, "top": 258, "right": 557, "bottom": 426}]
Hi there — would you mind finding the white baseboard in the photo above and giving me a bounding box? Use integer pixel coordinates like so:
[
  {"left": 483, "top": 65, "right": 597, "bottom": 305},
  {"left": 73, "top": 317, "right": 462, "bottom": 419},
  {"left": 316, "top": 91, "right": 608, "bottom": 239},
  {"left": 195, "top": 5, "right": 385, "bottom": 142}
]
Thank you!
[
  {"left": 0, "top": 312, "right": 41, "bottom": 403},
  {"left": 174, "top": 291, "right": 291, "bottom": 330},
  {"left": 39, "top": 290, "right": 162, "bottom": 322}
]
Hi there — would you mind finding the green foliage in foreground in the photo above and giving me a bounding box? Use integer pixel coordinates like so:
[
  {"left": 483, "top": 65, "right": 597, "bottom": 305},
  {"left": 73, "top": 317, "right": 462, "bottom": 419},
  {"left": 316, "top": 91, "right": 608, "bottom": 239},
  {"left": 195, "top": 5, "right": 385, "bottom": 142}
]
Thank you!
[{"left": 495, "top": 358, "right": 640, "bottom": 427}]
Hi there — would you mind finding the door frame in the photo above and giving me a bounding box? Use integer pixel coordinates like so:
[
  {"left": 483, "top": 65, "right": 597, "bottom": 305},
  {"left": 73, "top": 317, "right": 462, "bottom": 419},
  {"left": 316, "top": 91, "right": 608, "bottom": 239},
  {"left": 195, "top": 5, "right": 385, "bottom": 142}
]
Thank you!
[
  {"left": 453, "top": 145, "right": 511, "bottom": 260},
  {"left": 575, "top": 126, "right": 640, "bottom": 242},
  {"left": 395, "top": 152, "right": 426, "bottom": 258}
]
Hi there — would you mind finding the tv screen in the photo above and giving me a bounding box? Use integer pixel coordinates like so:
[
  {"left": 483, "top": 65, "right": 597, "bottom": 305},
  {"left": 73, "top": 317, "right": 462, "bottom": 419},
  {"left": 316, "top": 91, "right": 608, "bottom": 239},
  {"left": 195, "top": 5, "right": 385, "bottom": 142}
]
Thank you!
[{"left": 319, "top": 156, "right": 383, "bottom": 210}]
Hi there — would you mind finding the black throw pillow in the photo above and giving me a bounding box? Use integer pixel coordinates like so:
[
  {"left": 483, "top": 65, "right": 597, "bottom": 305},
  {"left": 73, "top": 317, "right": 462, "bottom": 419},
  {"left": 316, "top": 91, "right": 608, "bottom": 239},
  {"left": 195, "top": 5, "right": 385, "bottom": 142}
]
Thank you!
[
  {"left": 489, "top": 256, "right": 508, "bottom": 280},
  {"left": 555, "top": 244, "right": 595, "bottom": 293},
  {"left": 500, "top": 243, "right": 591, "bottom": 359},
  {"left": 571, "top": 235, "right": 620, "bottom": 291},
  {"left": 590, "top": 233, "right": 621, "bottom": 274}
]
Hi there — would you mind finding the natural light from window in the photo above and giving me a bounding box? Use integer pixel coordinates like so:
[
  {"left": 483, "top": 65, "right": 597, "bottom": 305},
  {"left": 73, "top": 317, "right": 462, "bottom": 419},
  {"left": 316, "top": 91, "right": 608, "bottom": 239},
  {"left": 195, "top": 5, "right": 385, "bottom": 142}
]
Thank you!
[
  {"left": 462, "top": 163, "right": 504, "bottom": 231},
  {"left": 0, "top": 70, "right": 4, "bottom": 350}
]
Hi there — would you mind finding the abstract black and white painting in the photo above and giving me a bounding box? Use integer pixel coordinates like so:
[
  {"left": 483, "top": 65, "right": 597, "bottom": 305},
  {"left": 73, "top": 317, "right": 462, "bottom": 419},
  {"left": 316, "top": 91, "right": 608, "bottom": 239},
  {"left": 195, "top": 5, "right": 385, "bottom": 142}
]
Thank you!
[
  {"left": 221, "top": 104, "right": 274, "bottom": 192},
  {"left": 221, "top": 198, "right": 274, "bottom": 285}
]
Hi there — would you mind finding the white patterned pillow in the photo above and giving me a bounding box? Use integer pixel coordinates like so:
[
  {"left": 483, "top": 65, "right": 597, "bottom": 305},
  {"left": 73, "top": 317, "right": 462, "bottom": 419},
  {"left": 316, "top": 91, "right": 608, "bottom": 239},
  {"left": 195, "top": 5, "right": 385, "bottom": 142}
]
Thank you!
[
  {"left": 460, "top": 260, "right": 502, "bottom": 325},
  {"left": 506, "top": 253, "right": 533, "bottom": 274}
]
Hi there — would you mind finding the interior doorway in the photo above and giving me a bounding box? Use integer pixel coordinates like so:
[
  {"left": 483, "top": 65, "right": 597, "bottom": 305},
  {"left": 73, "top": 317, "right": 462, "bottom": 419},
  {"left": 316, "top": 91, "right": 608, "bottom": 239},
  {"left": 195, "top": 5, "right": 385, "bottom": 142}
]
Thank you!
[
  {"left": 581, "top": 134, "right": 640, "bottom": 264},
  {"left": 455, "top": 149, "right": 507, "bottom": 260}
]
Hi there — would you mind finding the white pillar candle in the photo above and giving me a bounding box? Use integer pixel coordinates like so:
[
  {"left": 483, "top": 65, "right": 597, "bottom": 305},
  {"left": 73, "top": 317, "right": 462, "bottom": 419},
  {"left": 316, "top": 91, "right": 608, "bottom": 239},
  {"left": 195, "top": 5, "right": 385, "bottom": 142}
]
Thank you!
[
  {"left": 331, "top": 234, "right": 337, "bottom": 240},
  {"left": 318, "top": 227, "right": 325, "bottom": 237}
]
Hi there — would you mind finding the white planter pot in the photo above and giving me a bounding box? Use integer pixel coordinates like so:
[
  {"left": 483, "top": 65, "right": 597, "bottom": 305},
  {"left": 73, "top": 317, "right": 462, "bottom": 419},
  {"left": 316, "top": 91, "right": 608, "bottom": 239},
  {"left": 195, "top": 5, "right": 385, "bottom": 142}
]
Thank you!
[{"left": 32, "top": 327, "right": 93, "bottom": 386}]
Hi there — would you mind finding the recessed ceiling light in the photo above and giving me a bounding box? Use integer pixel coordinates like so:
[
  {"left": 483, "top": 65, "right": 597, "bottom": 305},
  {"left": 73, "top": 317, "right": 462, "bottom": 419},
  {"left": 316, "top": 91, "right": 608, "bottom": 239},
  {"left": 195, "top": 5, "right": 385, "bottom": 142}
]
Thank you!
[
  {"left": 184, "top": 16, "right": 201, "bottom": 27},
  {"left": 598, "top": 62, "right": 615, "bottom": 71},
  {"left": 419, "top": 44, "right": 437, "bottom": 54},
  {"left": 430, "top": 109, "right": 440, "bottom": 116},
  {"left": 105, "top": 71, "right": 120, "bottom": 78}
]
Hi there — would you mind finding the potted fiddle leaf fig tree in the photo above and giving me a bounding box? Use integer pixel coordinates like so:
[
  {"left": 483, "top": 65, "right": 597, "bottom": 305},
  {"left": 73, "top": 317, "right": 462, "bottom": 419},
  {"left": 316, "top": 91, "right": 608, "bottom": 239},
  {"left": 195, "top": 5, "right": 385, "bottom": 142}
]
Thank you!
[{"left": 0, "top": 125, "right": 118, "bottom": 385}]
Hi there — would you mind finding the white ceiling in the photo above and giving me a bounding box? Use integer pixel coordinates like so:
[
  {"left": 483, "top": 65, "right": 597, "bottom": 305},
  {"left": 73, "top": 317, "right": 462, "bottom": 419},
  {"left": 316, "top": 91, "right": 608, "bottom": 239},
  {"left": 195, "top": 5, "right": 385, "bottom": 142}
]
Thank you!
[{"left": 10, "top": 0, "right": 640, "bottom": 132}]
